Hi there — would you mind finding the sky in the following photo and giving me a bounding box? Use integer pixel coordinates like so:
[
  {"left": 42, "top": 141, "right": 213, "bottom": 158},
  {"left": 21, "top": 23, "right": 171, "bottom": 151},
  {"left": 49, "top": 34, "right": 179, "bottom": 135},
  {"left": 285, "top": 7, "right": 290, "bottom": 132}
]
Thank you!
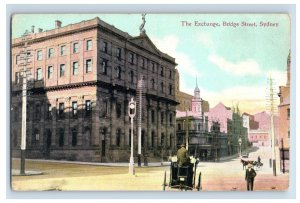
[{"left": 12, "top": 14, "right": 291, "bottom": 114}]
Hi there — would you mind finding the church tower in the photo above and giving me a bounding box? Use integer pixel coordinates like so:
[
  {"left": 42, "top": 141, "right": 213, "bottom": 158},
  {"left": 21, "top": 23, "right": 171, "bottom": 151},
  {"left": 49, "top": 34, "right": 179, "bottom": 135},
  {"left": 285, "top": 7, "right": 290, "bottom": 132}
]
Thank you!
[{"left": 191, "top": 77, "right": 203, "bottom": 117}]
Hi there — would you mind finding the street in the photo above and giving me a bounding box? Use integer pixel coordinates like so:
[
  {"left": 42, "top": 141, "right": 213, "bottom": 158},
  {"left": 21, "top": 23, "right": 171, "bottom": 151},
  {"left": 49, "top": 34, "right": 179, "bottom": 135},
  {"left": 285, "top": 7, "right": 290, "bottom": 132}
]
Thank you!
[{"left": 11, "top": 146, "right": 289, "bottom": 191}]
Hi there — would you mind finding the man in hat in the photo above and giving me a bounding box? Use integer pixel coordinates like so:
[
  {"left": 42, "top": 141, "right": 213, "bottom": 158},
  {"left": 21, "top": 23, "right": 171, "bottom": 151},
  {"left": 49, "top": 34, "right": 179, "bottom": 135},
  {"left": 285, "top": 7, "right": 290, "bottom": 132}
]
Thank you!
[
  {"left": 177, "top": 144, "right": 189, "bottom": 167},
  {"left": 245, "top": 163, "right": 257, "bottom": 191}
]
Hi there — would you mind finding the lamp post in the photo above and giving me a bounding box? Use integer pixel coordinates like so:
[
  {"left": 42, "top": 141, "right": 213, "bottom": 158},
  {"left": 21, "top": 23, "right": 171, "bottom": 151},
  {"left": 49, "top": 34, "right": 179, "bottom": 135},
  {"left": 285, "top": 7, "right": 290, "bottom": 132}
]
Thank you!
[
  {"left": 238, "top": 138, "right": 242, "bottom": 157},
  {"left": 128, "top": 98, "right": 136, "bottom": 175}
]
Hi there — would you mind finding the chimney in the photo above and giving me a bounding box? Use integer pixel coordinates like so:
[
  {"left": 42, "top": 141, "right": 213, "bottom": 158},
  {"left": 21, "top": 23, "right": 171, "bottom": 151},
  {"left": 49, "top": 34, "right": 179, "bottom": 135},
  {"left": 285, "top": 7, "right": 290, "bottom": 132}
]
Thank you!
[
  {"left": 31, "top": 25, "right": 35, "bottom": 33},
  {"left": 55, "top": 20, "right": 62, "bottom": 28},
  {"left": 38, "top": 28, "right": 43, "bottom": 33}
]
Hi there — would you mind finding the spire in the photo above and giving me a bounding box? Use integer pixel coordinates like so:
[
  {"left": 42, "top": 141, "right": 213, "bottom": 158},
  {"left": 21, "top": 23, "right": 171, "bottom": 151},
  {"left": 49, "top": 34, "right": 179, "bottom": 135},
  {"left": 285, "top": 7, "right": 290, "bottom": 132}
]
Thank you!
[{"left": 194, "top": 76, "right": 200, "bottom": 99}]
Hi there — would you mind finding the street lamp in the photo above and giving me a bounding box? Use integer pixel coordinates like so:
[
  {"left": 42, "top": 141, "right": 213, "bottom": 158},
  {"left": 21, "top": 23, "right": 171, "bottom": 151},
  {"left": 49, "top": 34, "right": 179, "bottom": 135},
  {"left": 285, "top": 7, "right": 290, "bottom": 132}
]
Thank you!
[
  {"left": 128, "top": 98, "right": 136, "bottom": 175},
  {"left": 238, "top": 138, "right": 242, "bottom": 157}
]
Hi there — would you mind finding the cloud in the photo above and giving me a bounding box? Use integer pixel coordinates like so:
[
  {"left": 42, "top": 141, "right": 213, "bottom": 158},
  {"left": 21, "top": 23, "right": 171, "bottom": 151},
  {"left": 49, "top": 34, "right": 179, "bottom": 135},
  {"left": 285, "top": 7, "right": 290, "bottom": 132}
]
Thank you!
[
  {"left": 151, "top": 35, "right": 201, "bottom": 78},
  {"left": 208, "top": 54, "right": 261, "bottom": 76},
  {"left": 265, "top": 70, "right": 287, "bottom": 87},
  {"left": 196, "top": 31, "right": 215, "bottom": 50}
]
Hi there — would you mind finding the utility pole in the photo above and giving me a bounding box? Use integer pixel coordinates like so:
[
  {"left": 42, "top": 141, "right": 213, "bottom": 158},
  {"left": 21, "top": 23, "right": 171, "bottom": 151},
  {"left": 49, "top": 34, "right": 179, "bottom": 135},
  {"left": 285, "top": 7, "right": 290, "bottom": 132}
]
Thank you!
[
  {"left": 269, "top": 76, "right": 277, "bottom": 176},
  {"left": 19, "top": 30, "right": 31, "bottom": 175}
]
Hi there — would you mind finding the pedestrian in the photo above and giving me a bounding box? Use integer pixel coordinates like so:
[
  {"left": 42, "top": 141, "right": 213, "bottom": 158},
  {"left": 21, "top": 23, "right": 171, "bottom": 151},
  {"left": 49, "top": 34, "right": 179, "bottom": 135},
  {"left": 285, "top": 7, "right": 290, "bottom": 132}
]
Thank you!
[
  {"left": 245, "top": 163, "right": 256, "bottom": 191},
  {"left": 257, "top": 155, "right": 261, "bottom": 163},
  {"left": 177, "top": 144, "right": 189, "bottom": 167}
]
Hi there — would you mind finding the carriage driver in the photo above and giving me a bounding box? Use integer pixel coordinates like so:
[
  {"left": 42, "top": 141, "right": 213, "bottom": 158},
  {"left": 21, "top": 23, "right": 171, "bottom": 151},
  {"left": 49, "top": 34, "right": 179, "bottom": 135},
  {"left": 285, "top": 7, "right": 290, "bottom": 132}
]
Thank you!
[{"left": 177, "top": 144, "right": 189, "bottom": 167}]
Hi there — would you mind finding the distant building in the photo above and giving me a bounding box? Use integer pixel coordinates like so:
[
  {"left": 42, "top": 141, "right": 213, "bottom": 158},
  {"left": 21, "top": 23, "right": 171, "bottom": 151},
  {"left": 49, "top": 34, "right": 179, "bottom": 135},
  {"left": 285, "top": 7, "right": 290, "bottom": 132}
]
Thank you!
[
  {"left": 176, "top": 83, "right": 227, "bottom": 161},
  {"left": 11, "top": 17, "right": 178, "bottom": 162},
  {"left": 277, "top": 50, "right": 291, "bottom": 172},
  {"left": 205, "top": 103, "right": 248, "bottom": 155}
]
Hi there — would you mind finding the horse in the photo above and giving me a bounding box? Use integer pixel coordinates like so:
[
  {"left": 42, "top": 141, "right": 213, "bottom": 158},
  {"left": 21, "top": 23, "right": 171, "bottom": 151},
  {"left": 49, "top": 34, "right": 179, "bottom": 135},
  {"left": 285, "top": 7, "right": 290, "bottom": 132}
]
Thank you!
[{"left": 240, "top": 159, "right": 254, "bottom": 170}]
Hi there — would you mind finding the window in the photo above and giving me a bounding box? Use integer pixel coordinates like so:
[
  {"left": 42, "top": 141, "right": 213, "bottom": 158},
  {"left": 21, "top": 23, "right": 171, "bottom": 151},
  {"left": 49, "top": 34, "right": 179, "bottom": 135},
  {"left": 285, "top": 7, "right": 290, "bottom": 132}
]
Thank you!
[
  {"left": 287, "top": 108, "right": 290, "bottom": 119},
  {"left": 36, "top": 68, "right": 42, "bottom": 80},
  {"left": 16, "top": 55, "right": 20, "bottom": 64},
  {"left": 47, "top": 66, "right": 53, "bottom": 79},
  {"left": 151, "top": 62, "right": 155, "bottom": 72},
  {"left": 15, "top": 72, "right": 20, "bottom": 84},
  {"left": 160, "top": 82, "right": 164, "bottom": 93},
  {"left": 116, "top": 66, "right": 121, "bottom": 79},
  {"left": 169, "top": 114, "right": 173, "bottom": 126},
  {"left": 47, "top": 104, "right": 52, "bottom": 119},
  {"left": 73, "top": 42, "right": 79, "bottom": 53},
  {"left": 58, "top": 103, "right": 64, "bottom": 118},
  {"left": 72, "top": 129, "right": 77, "bottom": 146},
  {"left": 129, "top": 53, "right": 134, "bottom": 64},
  {"left": 60, "top": 45, "right": 66, "bottom": 55},
  {"left": 169, "top": 84, "right": 173, "bottom": 95},
  {"left": 116, "top": 48, "right": 121, "bottom": 60},
  {"left": 160, "top": 66, "right": 164, "bottom": 76},
  {"left": 161, "top": 112, "right": 164, "bottom": 124},
  {"left": 151, "top": 79, "right": 155, "bottom": 89},
  {"left": 86, "top": 40, "right": 92, "bottom": 51},
  {"left": 48, "top": 48, "right": 54, "bottom": 58},
  {"left": 130, "top": 71, "right": 134, "bottom": 83},
  {"left": 169, "top": 70, "right": 172, "bottom": 79},
  {"left": 85, "top": 100, "right": 91, "bottom": 116},
  {"left": 116, "top": 129, "right": 121, "bottom": 147},
  {"left": 161, "top": 133, "right": 165, "bottom": 146},
  {"left": 60, "top": 64, "right": 65, "bottom": 77},
  {"left": 178, "top": 123, "right": 182, "bottom": 131},
  {"left": 288, "top": 130, "right": 290, "bottom": 138},
  {"left": 72, "top": 102, "right": 78, "bottom": 118},
  {"left": 73, "top": 61, "right": 78, "bottom": 75},
  {"left": 37, "top": 50, "right": 42, "bottom": 61},
  {"left": 102, "top": 41, "right": 108, "bottom": 53},
  {"left": 151, "top": 110, "right": 155, "bottom": 123},
  {"left": 103, "top": 100, "right": 108, "bottom": 117},
  {"left": 102, "top": 60, "right": 107, "bottom": 75},
  {"left": 85, "top": 59, "right": 92, "bottom": 73},
  {"left": 151, "top": 131, "right": 155, "bottom": 147},
  {"left": 141, "top": 58, "right": 145, "bottom": 68},
  {"left": 35, "top": 103, "right": 40, "bottom": 120},
  {"left": 58, "top": 128, "right": 64, "bottom": 147},
  {"left": 116, "top": 103, "right": 121, "bottom": 118}
]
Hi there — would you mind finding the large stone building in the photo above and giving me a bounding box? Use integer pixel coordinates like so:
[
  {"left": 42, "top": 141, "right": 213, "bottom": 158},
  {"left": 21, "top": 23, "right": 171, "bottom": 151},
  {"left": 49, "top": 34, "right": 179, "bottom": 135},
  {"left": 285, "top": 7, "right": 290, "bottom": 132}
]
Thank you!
[
  {"left": 11, "top": 17, "right": 178, "bottom": 162},
  {"left": 277, "top": 50, "right": 291, "bottom": 172}
]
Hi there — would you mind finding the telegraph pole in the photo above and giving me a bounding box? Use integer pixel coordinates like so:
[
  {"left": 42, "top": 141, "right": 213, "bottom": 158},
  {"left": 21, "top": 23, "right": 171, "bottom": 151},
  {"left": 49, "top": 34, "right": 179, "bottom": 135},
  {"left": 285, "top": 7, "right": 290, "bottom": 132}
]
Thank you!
[
  {"left": 20, "top": 30, "right": 31, "bottom": 175},
  {"left": 137, "top": 76, "right": 144, "bottom": 167},
  {"left": 269, "top": 76, "right": 277, "bottom": 176}
]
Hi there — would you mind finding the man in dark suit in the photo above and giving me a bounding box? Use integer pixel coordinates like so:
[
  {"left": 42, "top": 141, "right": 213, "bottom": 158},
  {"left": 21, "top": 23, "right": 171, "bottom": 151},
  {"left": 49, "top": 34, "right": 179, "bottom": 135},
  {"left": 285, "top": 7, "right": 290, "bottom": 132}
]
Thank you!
[
  {"left": 177, "top": 144, "right": 189, "bottom": 167},
  {"left": 245, "top": 163, "right": 257, "bottom": 191}
]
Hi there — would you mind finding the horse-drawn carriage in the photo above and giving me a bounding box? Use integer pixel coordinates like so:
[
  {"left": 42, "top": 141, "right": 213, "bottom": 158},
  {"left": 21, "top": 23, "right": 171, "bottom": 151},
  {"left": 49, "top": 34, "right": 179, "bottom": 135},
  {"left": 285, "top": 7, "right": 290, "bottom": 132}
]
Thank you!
[
  {"left": 240, "top": 158, "right": 263, "bottom": 170},
  {"left": 163, "top": 156, "right": 201, "bottom": 191}
]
